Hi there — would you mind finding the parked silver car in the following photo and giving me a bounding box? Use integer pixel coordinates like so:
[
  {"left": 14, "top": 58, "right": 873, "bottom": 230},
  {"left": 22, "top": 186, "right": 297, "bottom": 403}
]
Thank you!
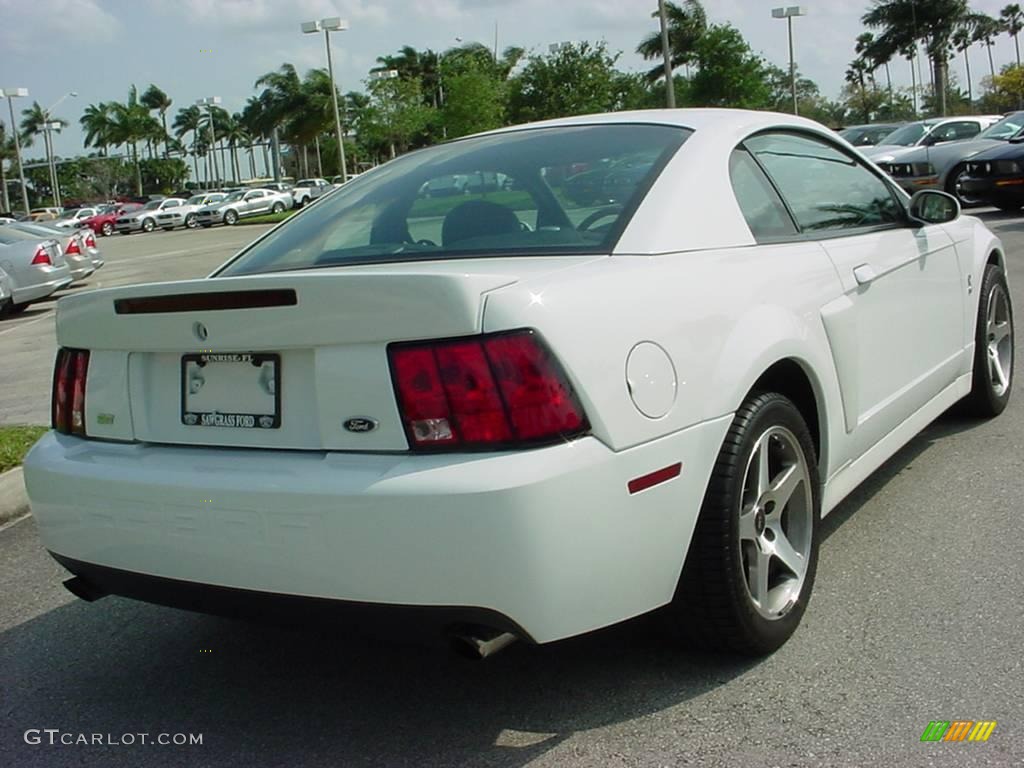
[
  {"left": 874, "top": 111, "right": 1024, "bottom": 205},
  {"left": 194, "top": 188, "right": 292, "bottom": 227},
  {"left": 156, "top": 193, "right": 226, "bottom": 230},
  {"left": 0, "top": 226, "right": 72, "bottom": 316},
  {"left": 54, "top": 207, "right": 100, "bottom": 229},
  {"left": 6, "top": 222, "right": 96, "bottom": 282},
  {"left": 0, "top": 265, "right": 12, "bottom": 315},
  {"left": 861, "top": 115, "right": 1002, "bottom": 163},
  {"left": 115, "top": 198, "right": 187, "bottom": 234},
  {"left": 291, "top": 178, "right": 333, "bottom": 206}
]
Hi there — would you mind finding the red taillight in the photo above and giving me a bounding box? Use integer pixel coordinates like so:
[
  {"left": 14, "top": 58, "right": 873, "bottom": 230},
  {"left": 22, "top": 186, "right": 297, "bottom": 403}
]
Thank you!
[
  {"left": 389, "top": 330, "right": 587, "bottom": 450},
  {"left": 84, "top": 232, "right": 96, "bottom": 248},
  {"left": 65, "top": 237, "right": 81, "bottom": 255},
  {"left": 52, "top": 348, "right": 89, "bottom": 435},
  {"left": 31, "top": 245, "right": 51, "bottom": 265}
]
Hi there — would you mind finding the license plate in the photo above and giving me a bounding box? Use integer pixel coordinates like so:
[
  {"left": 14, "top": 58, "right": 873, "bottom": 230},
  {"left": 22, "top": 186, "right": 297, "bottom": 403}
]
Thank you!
[{"left": 181, "top": 352, "right": 281, "bottom": 428}]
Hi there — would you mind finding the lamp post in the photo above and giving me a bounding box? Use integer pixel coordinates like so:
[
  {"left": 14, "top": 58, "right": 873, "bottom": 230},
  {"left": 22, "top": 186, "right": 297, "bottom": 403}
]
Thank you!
[
  {"left": 657, "top": 0, "right": 676, "bottom": 108},
  {"left": 197, "top": 97, "right": 221, "bottom": 187},
  {"left": 42, "top": 121, "right": 65, "bottom": 207},
  {"left": 40, "top": 91, "right": 76, "bottom": 208},
  {"left": 302, "top": 17, "right": 349, "bottom": 181},
  {"left": 0, "top": 87, "right": 30, "bottom": 214},
  {"left": 772, "top": 6, "right": 807, "bottom": 115}
]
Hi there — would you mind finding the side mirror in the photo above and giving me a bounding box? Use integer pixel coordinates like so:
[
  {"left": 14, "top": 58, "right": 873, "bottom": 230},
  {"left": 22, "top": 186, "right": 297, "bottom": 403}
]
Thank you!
[{"left": 909, "top": 189, "right": 960, "bottom": 225}]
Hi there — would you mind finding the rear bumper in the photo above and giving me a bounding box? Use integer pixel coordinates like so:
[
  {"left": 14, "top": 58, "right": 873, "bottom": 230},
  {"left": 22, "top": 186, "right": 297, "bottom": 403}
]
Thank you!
[
  {"left": 24, "top": 419, "right": 730, "bottom": 643},
  {"left": 12, "top": 272, "right": 68, "bottom": 304}
]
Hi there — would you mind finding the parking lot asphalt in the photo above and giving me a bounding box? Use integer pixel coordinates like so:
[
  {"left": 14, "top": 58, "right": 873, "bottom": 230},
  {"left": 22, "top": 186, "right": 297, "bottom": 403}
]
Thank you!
[{"left": 1, "top": 213, "right": 1023, "bottom": 767}]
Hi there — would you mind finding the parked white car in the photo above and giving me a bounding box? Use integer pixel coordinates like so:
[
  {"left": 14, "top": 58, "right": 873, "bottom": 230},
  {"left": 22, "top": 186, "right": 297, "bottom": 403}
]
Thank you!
[
  {"left": 291, "top": 178, "right": 333, "bottom": 206},
  {"left": 24, "top": 110, "right": 1013, "bottom": 658},
  {"left": 115, "top": 198, "right": 187, "bottom": 234},
  {"left": 156, "top": 193, "right": 226, "bottom": 230},
  {"left": 53, "top": 207, "right": 99, "bottom": 229}
]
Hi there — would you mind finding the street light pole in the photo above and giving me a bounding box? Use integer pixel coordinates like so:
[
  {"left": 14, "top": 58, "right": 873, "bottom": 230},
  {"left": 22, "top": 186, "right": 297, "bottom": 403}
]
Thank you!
[
  {"left": 657, "top": 0, "right": 676, "bottom": 108},
  {"left": 41, "top": 91, "right": 76, "bottom": 208},
  {"left": 302, "top": 17, "right": 349, "bottom": 181},
  {"left": 0, "top": 88, "right": 30, "bottom": 215},
  {"left": 772, "top": 6, "right": 808, "bottom": 116},
  {"left": 197, "top": 97, "right": 221, "bottom": 188}
]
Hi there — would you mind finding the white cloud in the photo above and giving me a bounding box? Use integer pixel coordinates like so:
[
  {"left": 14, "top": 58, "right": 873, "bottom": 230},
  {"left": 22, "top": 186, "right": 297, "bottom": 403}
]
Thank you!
[
  {"left": 173, "top": 0, "right": 387, "bottom": 29},
  {"left": 0, "top": 0, "right": 121, "bottom": 53}
]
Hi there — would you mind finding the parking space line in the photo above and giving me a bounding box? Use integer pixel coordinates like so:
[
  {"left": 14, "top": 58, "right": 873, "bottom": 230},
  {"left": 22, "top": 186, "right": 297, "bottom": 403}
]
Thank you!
[{"left": 0, "top": 311, "right": 53, "bottom": 337}]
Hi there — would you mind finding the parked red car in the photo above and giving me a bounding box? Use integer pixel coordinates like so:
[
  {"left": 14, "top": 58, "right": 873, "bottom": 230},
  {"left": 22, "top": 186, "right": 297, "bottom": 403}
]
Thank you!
[{"left": 78, "top": 203, "right": 143, "bottom": 237}]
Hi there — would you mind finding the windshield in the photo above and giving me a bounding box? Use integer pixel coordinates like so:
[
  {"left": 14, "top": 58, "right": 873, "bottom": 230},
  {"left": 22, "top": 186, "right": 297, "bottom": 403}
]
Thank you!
[
  {"left": 296, "top": 180, "right": 316, "bottom": 187},
  {"left": 142, "top": 200, "right": 161, "bottom": 210},
  {"left": 218, "top": 124, "right": 688, "bottom": 277},
  {"left": 879, "top": 123, "right": 932, "bottom": 146},
  {"left": 978, "top": 113, "right": 1024, "bottom": 140},
  {"left": 223, "top": 192, "right": 244, "bottom": 203},
  {"left": 186, "top": 195, "right": 206, "bottom": 205}
]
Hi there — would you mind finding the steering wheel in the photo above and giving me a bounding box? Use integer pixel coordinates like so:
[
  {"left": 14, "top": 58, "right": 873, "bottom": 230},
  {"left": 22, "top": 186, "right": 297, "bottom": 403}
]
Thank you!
[
  {"left": 415, "top": 239, "right": 437, "bottom": 247},
  {"left": 577, "top": 205, "right": 623, "bottom": 232}
]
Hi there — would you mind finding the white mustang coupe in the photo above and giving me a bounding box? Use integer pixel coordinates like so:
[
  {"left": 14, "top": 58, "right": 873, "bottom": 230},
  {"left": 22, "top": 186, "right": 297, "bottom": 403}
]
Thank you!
[{"left": 24, "top": 110, "right": 1014, "bottom": 658}]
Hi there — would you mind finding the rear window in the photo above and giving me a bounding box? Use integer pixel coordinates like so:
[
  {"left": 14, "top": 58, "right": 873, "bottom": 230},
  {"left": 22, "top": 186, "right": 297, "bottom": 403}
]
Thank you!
[{"left": 218, "top": 124, "right": 689, "bottom": 276}]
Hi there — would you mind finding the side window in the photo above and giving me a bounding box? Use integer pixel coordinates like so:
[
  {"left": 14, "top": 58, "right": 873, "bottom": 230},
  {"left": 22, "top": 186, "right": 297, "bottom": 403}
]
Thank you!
[
  {"left": 746, "top": 132, "right": 903, "bottom": 233},
  {"left": 728, "top": 148, "right": 797, "bottom": 240},
  {"left": 164, "top": 200, "right": 179, "bottom": 209},
  {"left": 932, "top": 121, "right": 980, "bottom": 143}
]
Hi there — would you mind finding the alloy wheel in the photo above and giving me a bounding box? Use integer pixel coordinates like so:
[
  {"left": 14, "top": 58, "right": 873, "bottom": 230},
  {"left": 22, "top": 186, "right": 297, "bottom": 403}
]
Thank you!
[
  {"left": 738, "top": 426, "right": 814, "bottom": 620},
  {"left": 987, "top": 283, "right": 1013, "bottom": 397}
]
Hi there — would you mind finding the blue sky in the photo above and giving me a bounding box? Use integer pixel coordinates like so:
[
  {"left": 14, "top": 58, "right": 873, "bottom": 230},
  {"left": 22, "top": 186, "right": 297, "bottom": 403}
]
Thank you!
[{"left": 0, "top": 0, "right": 1020, "bottom": 160}]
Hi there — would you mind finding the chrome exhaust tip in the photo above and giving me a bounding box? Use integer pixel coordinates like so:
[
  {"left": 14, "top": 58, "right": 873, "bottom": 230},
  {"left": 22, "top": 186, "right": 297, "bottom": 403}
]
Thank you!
[
  {"left": 447, "top": 627, "right": 518, "bottom": 660},
  {"left": 63, "top": 576, "right": 108, "bottom": 602}
]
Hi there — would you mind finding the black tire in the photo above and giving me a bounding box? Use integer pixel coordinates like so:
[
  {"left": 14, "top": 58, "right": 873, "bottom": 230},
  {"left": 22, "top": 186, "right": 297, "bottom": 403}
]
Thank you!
[
  {"left": 962, "top": 263, "right": 1014, "bottom": 416},
  {"left": 995, "top": 202, "right": 1023, "bottom": 212},
  {"left": 185, "top": 213, "right": 197, "bottom": 229},
  {"left": 101, "top": 222, "right": 113, "bottom": 236},
  {"left": 669, "top": 392, "right": 820, "bottom": 656},
  {"left": 0, "top": 299, "right": 11, "bottom": 318},
  {"left": 200, "top": 223, "right": 212, "bottom": 228},
  {"left": 8, "top": 302, "right": 29, "bottom": 315},
  {"left": 946, "top": 164, "right": 976, "bottom": 207},
  {"left": 142, "top": 218, "right": 155, "bottom": 232},
  {"left": 272, "top": 202, "right": 284, "bottom": 213},
  {"left": 224, "top": 210, "right": 238, "bottom": 225}
]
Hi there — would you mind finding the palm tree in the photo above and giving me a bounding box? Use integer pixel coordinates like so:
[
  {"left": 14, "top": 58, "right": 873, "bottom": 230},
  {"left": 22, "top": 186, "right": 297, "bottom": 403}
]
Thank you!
[
  {"left": 173, "top": 105, "right": 203, "bottom": 185},
  {"left": 140, "top": 84, "right": 173, "bottom": 158},
  {"left": 109, "top": 86, "right": 162, "bottom": 194},
  {"left": 219, "top": 112, "right": 249, "bottom": 183},
  {"left": 974, "top": 15, "right": 1002, "bottom": 79},
  {"left": 953, "top": 25, "right": 975, "bottom": 103},
  {"left": 1002, "top": 4, "right": 1024, "bottom": 66},
  {"left": 899, "top": 42, "right": 919, "bottom": 114},
  {"left": 19, "top": 100, "right": 68, "bottom": 147},
  {"left": 239, "top": 96, "right": 273, "bottom": 177},
  {"left": 863, "top": 0, "right": 976, "bottom": 116},
  {"left": 0, "top": 120, "right": 13, "bottom": 212},
  {"left": 856, "top": 32, "right": 894, "bottom": 108},
  {"left": 636, "top": 1, "right": 707, "bottom": 83},
  {"left": 254, "top": 64, "right": 307, "bottom": 175},
  {"left": 80, "top": 102, "right": 116, "bottom": 156}
]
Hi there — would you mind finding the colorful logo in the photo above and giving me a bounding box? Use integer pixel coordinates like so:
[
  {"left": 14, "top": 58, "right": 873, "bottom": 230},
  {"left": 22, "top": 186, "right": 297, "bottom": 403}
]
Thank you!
[{"left": 921, "top": 721, "right": 997, "bottom": 742}]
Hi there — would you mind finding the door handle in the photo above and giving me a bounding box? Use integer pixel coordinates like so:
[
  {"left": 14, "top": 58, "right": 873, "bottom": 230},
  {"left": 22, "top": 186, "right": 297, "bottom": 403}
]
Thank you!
[{"left": 853, "top": 263, "right": 877, "bottom": 285}]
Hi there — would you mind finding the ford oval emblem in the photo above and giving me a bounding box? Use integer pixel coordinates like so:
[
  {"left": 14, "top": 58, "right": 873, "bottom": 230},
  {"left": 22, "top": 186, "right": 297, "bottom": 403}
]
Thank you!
[
  {"left": 344, "top": 417, "right": 378, "bottom": 433},
  {"left": 193, "top": 321, "right": 208, "bottom": 342}
]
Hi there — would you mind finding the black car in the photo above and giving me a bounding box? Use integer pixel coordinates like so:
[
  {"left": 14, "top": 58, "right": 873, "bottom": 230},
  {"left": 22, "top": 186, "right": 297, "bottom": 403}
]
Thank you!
[
  {"left": 958, "top": 138, "right": 1024, "bottom": 211},
  {"left": 838, "top": 123, "right": 903, "bottom": 147}
]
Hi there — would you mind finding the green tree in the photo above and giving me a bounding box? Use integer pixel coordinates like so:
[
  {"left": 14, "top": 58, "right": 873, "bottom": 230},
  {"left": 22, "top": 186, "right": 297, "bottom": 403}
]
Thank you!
[
  {"left": 359, "top": 76, "right": 434, "bottom": 159},
  {"left": 109, "top": 86, "right": 162, "bottom": 194},
  {"left": 862, "top": 0, "right": 977, "bottom": 116},
  {"left": 442, "top": 69, "right": 505, "bottom": 138},
  {"left": 636, "top": 0, "right": 707, "bottom": 82},
  {"left": 981, "top": 63, "right": 1024, "bottom": 110},
  {"left": 140, "top": 84, "right": 173, "bottom": 158},
  {"left": 18, "top": 100, "right": 68, "bottom": 147},
  {"left": 80, "top": 102, "right": 116, "bottom": 156},
  {"left": 172, "top": 105, "right": 203, "bottom": 185},
  {"left": 0, "top": 120, "right": 13, "bottom": 211},
  {"left": 974, "top": 15, "right": 1002, "bottom": 78},
  {"left": 508, "top": 41, "right": 627, "bottom": 123},
  {"left": 685, "top": 24, "right": 772, "bottom": 108}
]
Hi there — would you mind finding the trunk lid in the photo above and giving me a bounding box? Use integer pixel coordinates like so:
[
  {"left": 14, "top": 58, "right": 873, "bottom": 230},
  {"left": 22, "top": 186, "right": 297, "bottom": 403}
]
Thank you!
[{"left": 58, "top": 257, "right": 599, "bottom": 450}]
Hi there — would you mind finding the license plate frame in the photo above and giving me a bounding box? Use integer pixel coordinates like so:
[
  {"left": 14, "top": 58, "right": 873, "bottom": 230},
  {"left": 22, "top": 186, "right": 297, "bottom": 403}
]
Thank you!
[{"left": 180, "top": 352, "right": 281, "bottom": 429}]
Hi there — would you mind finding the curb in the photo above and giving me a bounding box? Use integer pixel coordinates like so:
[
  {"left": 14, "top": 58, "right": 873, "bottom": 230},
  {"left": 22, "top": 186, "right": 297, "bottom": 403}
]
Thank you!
[{"left": 0, "top": 467, "right": 30, "bottom": 526}]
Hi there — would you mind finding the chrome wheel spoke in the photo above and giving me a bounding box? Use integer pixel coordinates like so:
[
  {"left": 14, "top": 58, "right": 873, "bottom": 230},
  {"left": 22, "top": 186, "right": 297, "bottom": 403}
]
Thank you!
[
  {"left": 755, "top": 438, "right": 771, "bottom": 497},
  {"left": 767, "top": 465, "right": 801, "bottom": 520},
  {"left": 990, "top": 319, "right": 1011, "bottom": 346},
  {"left": 738, "top": 508, "right": 759, "bottom": 542},
  {"left": 990, "top": 348, "right": 1010, "bottom": 391},
  {"left": 747, "top": 548, "right": 771, "bottom": 607},
  {"left": 770, "top": 528, "right": 805, "bottom": 579}
]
